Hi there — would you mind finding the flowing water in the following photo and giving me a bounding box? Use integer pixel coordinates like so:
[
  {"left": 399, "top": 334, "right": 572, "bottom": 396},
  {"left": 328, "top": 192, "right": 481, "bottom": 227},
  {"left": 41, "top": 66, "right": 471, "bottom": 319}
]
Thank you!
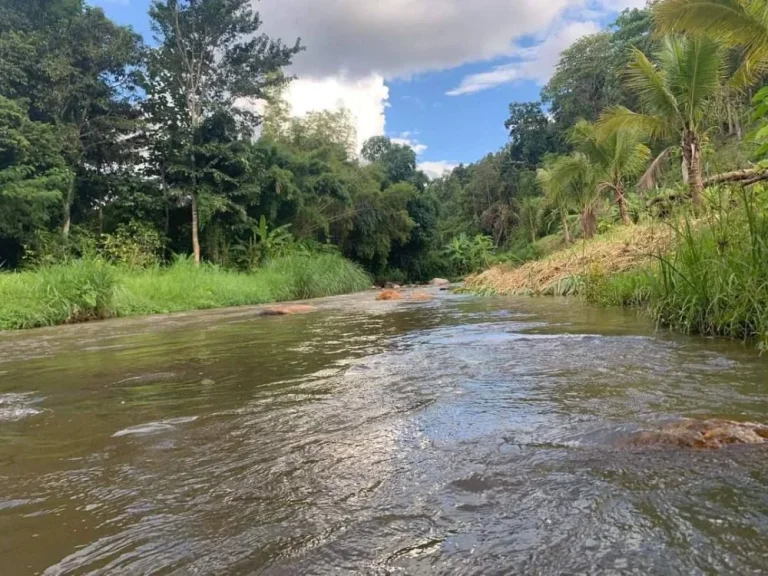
[{"left": 2, "top": 291, "right": 768, "bottom": 575}]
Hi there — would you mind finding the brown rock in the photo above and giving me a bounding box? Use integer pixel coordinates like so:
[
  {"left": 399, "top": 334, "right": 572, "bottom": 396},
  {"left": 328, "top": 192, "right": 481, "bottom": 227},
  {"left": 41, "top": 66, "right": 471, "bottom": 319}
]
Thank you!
[
  {"left": 376, "top": 289, "right": 403, "bottom": 301},
  {"left": 429, "top": 278, "right": 450, "bottom": 287},
  {"left": 624, "top": 419, "right": 768, "bottom": 449},
  {"left": 410, "top": 292, "right": 433, "bottom": 301},
  {"left": 261, "top": 304, "right": 318, "bottom": 316}
]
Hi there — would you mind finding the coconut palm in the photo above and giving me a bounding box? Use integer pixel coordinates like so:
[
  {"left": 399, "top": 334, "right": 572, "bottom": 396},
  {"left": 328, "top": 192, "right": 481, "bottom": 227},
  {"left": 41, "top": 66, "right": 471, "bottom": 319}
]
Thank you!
[
  {"left": 513, "top": 196, "right": 543, "bottom": 244},
  {"left": 538, "top": 153, "right": 601, "bottom": 240},
  {"left": 537, "top": 161, "right": 573, "bottom": 244},
  {"left": 570, "top": 120, "right": 650, "bottom": 225},
  {"left": 655, "top": 0, "right": 768, "bottom": 87},
  {"left": 597, "top": 36, "right": 724, "bottom": 206}
]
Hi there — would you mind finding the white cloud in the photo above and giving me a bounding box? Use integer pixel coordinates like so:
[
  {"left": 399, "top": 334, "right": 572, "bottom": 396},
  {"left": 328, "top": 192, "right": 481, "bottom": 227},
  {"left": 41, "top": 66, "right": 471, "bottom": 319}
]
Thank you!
[
  {"left": 253, "top": 1, "right": 647, "bottom": 154},
  {"left": 259, "top": 0, "right": 647, "bottom": 80},
  {"left": 258, "top": 0, "right": 577, "bottom": 80},
  {"left": 447, "top": 20, "right": 602, "bottom": 96},
  {"left": 283, "top": 75, "right": 390, "bottom": 153},
  {"left": 419, "top": 161, "right": 458, "bottom": 179},
  {"left": 392, "top": 133, "right": 428, "bottom": 155}
]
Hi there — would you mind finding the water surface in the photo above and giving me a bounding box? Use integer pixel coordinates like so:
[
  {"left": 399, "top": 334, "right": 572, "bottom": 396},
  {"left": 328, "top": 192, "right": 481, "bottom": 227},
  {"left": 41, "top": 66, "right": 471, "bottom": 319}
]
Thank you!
[{"left": 1, "top": 292, "right": 768, "bottom": 574}]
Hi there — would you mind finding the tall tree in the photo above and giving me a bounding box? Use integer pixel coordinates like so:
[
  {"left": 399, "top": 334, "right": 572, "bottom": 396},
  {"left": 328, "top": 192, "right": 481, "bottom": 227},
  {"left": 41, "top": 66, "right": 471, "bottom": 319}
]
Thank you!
[
  {"left": 598, "top": 36, "right": 724, "bottom": 206},
  {"left": 149, "top": 0, "right": 301, "bottom": 264},
  {"left": 538, "top": 153, "right": 601, "bottom": 239},
  {"left": 542, "top": 34, "right": 623, "bottom": 129},
  {"left": 361, "top": 136, "right": 418, "bottom": 185},
  {"left": 505, "top": 102, "right": 560, "bottom": 167},
  {"left": 0, "top": 96, "right": 71, "bottom": 259},
  {"left": 0, "top": 0, "right": 143, "bottom": 238}
]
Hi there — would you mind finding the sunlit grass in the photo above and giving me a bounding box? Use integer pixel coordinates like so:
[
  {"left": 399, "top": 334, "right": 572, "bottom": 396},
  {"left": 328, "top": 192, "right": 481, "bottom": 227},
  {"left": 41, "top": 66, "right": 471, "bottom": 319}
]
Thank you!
[
  {"left": 0, "top": 253, "right": 371, "bottom": 330},
  {"left": 587, "top": 188, "right": 768, "bottom": 349}
]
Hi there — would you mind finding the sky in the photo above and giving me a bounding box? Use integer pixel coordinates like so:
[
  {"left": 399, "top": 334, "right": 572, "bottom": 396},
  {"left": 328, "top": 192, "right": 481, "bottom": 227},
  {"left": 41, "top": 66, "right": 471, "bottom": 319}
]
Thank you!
[{"left": 89, "top": 0, "right": 646, "bottom": 178}]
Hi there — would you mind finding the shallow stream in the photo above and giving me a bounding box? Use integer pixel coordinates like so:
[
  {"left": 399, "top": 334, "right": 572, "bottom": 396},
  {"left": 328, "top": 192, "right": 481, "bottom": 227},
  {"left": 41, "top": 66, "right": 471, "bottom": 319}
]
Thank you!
[{"left": 1, "top": 291, "right": 768, "bottom": 574}]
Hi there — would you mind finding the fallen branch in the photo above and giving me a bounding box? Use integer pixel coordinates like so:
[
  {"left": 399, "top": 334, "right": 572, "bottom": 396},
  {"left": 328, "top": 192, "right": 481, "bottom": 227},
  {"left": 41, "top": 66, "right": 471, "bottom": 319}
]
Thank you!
[{"left": 703, "top": 168, "right": 768, "bottom": 186}]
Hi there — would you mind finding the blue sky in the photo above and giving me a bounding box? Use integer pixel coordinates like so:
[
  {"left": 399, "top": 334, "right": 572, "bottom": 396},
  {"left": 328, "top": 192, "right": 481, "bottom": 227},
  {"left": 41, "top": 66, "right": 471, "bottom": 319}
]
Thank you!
[{"left": 89, "top": 0, "right": 643, "bottom": 176}]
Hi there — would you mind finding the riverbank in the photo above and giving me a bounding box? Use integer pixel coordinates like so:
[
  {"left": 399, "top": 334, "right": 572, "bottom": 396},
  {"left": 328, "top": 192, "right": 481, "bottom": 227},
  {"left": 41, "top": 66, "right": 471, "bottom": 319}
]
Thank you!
[
  {"left": 466, "top": 223, "right": 673, "bottom": 296},
  {"left": 468, "top": 193, "right": 768, "bottom": 350},
  {"left": 0, "top": 253, "right": 371, "bottom": 331}
]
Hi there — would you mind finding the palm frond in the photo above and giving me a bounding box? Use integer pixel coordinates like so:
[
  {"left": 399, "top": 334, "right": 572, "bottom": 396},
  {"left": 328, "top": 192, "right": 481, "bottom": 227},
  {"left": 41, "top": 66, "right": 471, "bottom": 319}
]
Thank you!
[
  {"left": 597, "top": 106, "right": 671, "bottom": 142},
  {"left": 625, "top": 47, "right": 681, "bottom": 122},
  {"left": 655, "top": 0, "right": 768, "bottom": 52},
  {"left": 638, "top": 147, "right": 673, "bottom": 191},
  {"left": 655, "top": 0, "right": 768, "bottom": 88}
]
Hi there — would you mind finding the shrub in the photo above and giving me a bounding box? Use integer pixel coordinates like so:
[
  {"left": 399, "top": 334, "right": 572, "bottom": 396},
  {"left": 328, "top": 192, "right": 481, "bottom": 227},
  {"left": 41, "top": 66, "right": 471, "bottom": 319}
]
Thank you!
[{"left": 101, "top": 221, "right": 163, "bottom": 269}]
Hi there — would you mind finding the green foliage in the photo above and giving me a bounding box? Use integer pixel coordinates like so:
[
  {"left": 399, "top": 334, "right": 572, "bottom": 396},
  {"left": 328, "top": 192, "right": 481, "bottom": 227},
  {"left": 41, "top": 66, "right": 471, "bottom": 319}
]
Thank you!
[
  {"left": 654, "top": 0, "right": 768, "bottom": 88},
  {"left": 0, "top": 257, "right": 116, "bottom": 329},
  {"left": 443, "top": 233, "right": 493, "bottom": 276},
  {"left": 100, "top": 221, "right": 164, "bottom": 269},
  {"left": 0, "top": 96, "right": 70, "bottom": 246},
  {"left": 0, "top": 252, "right": 369, "bottom": 329},
  {"left": 648, "top": 189, "right": 768, "bottom": 348},
  {"left": 22, "top": 226, "right": 98, "bottom": 268},
  {"left": 233, "top": 215, "right": 294, "bottom": 270}
]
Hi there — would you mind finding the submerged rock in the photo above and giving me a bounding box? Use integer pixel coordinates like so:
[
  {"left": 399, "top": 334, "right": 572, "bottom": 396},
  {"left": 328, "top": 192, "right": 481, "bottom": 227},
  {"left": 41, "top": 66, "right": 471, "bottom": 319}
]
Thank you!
[
  {"left": 376, "top": 289, "right": 403, "bottom": 301},
  {"left": 624, "top": 419, "right": 768, "bottom": 449},
  {"left": 410, "top": 292, "right": 433, "bottom": 301},
  {"left": 430, "top": 278, "right": 450, "bottom": 287},
  {"left": 261, "top": 305, "right": 318, "bottom": 316}
]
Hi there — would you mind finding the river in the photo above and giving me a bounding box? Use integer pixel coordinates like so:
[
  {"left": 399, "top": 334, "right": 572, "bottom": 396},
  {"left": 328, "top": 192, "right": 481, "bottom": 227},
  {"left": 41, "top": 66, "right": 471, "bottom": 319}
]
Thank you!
[{"left": 1, "top": 290, "right": 768, "bottom": 574}]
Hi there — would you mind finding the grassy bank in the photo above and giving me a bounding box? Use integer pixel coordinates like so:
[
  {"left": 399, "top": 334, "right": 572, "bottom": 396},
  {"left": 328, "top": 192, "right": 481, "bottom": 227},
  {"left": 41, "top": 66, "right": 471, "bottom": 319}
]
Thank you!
[
  {"left": 465, "top": 223, "right": 673, "bottom": 296},
  {"left": 0, "top": 253, "right": 371, "bottom": 330},
  {"left": 586, "top": 192, "right": 768, "bottom": 349},
  {"left": 468, "top": 189, "right": 768, "bottom": 350}
]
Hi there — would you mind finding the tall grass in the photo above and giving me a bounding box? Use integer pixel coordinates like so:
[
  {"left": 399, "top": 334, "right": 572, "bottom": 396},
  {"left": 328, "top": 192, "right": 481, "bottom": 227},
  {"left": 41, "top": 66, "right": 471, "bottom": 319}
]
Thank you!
[
  {"left": 587, "top": 188, "right": 768, "bottom": 349},
  {"left": 648, "top": 189, "right": 768, "bottom": 349},
  {"left": 0, "top": 253, "right": 371, "bottom": 330},
  {"left": 0, "top": 258, "right": 116, "bottom": 329}
]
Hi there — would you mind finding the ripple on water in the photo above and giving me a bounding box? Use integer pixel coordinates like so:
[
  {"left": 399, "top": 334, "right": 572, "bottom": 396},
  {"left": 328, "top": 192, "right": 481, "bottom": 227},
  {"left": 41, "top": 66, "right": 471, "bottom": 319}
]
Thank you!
[
  {"left": 112, "top": 416, "right": 199, "bottom": 437},
  {"left": 0, "top": 392, "right": 44, "bottom": 422}
]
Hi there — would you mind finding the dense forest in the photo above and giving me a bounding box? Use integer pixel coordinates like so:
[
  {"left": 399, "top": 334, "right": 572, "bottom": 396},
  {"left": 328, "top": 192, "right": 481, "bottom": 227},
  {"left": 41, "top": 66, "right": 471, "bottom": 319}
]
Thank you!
[
  {"left": 3, "top": 0, "right": 768, "bottom": 341},
  {"left": 0, "top": 0, "right": 677, "bottom": 280}
]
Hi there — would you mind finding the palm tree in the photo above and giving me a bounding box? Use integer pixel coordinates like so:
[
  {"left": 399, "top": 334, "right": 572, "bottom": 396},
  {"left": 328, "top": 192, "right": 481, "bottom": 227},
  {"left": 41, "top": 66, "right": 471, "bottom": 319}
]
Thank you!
[
  {"left": 598, "top": 36, "right": 724, "bottom": 206},
  {"left": 537, "top": 161, "right": 573, "bottom": 244},
  {"left": 655, "top": 0, "right": 768, "bottom": 87},
  {"left": 513, "top": 196, "right": 543, "bottom": 244},
  {"left": 570, "top": 120, "right": 650, "bottom": 225},
  {"left": 538, "top": 153, "right": 601, "bottom": 240}
]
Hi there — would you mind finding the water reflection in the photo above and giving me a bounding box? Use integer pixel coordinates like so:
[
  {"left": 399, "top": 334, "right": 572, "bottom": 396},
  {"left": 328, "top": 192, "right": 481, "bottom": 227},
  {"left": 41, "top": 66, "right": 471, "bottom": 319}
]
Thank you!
[{"left": 0, "top": 292, "right": 767, "bottom": 574}]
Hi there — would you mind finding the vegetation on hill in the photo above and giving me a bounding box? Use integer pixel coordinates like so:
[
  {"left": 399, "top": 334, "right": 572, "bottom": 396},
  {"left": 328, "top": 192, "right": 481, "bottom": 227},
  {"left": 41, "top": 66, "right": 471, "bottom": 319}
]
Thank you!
[{"left": 2, "top": 0, "right": 768, "bottom": 341}]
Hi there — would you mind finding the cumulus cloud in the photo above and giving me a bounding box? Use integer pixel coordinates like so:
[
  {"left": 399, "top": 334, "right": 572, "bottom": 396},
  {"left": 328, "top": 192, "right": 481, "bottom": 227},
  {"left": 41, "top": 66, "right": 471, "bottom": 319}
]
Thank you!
[
  {"left": 283, "top": 75, "right": 390, "bottom": 152},
  {"left": 419, "top": 161, "right": 459, "bottom": 179},
  {"left": 258, "top": 0, "right": 579, "bottom": 80},
  {"left": 254, "top": 0, "right": 648, "bottom": 153},
  {"left": 446, "top": 20, "right": 602, "bottom": 96}
]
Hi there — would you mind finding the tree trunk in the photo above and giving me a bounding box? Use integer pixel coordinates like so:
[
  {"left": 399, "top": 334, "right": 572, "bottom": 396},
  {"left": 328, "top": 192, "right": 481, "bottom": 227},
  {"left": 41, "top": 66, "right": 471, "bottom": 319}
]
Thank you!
[
  {"left": 581, "top": 208, "right": 597, "bottom": 240},
  {"left": 683, "top": 131, "right": 704, "bottom": 207},
  {"left": 560, "top": 209, "right": 571, "bottom": 245},
  {"left": 191, "top": 194, "right": 201, "bottom": 266},
  {"left": 62, "top": 180, "right": 74, "bottom": 239},
  {"left": 615, "top": 181, "right": 631, "bottom": 226}
]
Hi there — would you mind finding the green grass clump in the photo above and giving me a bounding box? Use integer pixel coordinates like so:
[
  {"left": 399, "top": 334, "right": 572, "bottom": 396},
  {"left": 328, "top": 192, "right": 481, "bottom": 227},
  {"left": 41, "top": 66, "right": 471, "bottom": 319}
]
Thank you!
[
  {"left": 647, "top": 192, "right": 768, "bottom": 349},
  {"left": 584, "top": 188, "right": 768, "bottom": 349},
  {"left": 0, "top": 258, "right": 116, "bottom": 329},
  {"left": 584, "top": 267, "right": 652, "bottom": 308},
  {"left": 0, "top": 253, "right": 371, "bottom": 331}
]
